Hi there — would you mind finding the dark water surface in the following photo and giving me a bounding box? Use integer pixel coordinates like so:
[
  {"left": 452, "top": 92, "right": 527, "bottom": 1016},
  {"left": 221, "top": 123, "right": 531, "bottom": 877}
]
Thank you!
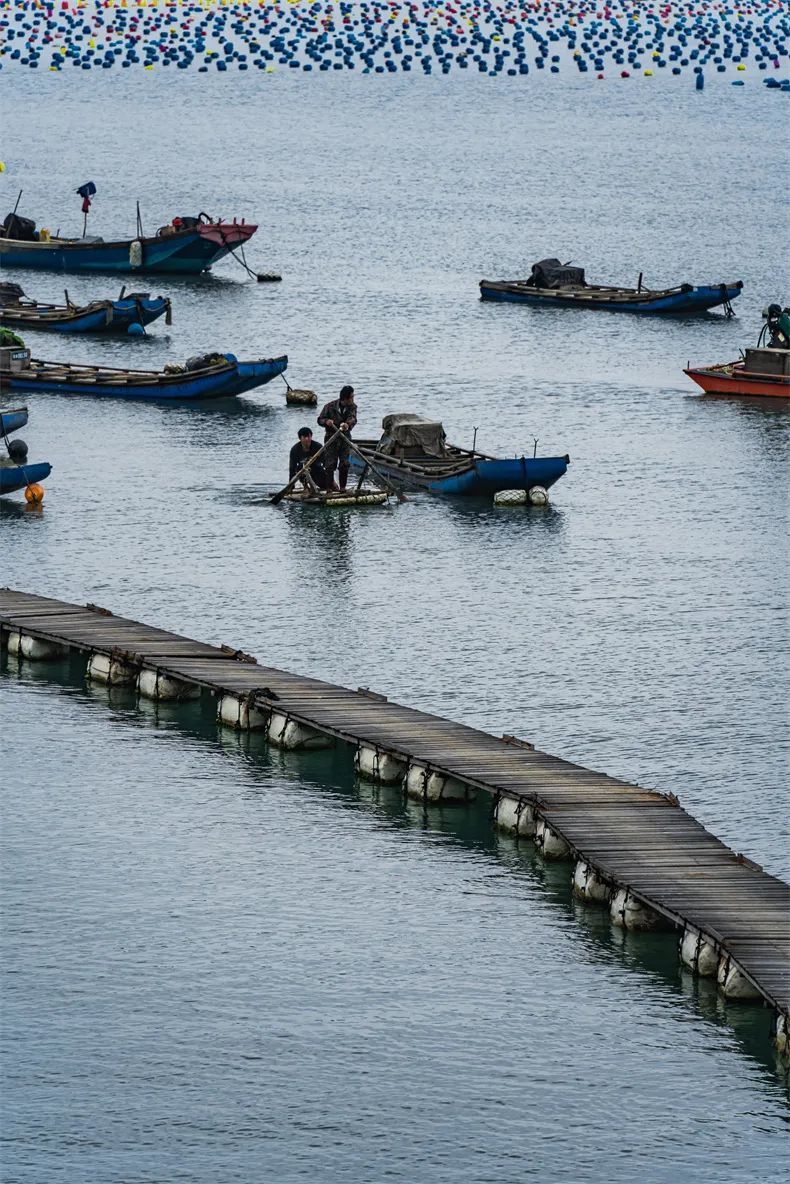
[{"left": 1, "top": 71, "right": 789, "bottom": 1181}]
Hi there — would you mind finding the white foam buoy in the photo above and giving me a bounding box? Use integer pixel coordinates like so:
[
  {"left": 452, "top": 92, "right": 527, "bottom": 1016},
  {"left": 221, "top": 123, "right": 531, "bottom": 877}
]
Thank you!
[
  {"left": 356, "top": 744, "right": 407, "bottom": 784},
  {"left": 9, "top": 631, "right": 68, "bottom": 661},
  {"left": 218, "top": 693, "right": 268, "bottom": 731},
  {"left": 405, "top": 763, "right": 472, "bottom": 803},
  {"left": 610, "top": 887, "right": 667, "bottom": 930},
  {"left": 137, "top": 668, "right": 200, "bottom": 702},
  {"left": 680, "top": 928, "right": 719, "bottom": 977},
  {"left": 717, "top": 955, "right": 762, "bottom": 1000},
  {"left": 528, "top": 485, "right": 549, "bottom": 506},
  {"left": 267, "top": 711, "right": 332, "bottom": 750},
  {"left": 494, "top": 795, "right": 536, "bottom": 836},
  {"left": 535, "top": 817, "right": 571, "bottom": 859},
  {"left": 493, "top": 489, "right": 528, "bottom": 507},
  {"left": 87, "top": 652, "right": 136, "bottom": 686},
  {"left": 572, "top": 860, "right": 611, "bottom": 904}
]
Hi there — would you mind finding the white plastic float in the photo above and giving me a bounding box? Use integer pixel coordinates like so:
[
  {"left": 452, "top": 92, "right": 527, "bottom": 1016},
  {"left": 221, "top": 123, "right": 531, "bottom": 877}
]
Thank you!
[
  {"left": 535, "top": 817, "right": 571, "bottom": 859},
  {"left": 680, "top": 928, "right": 719, "bottom": 977},
  {"left": 494, "top": 795, "right": 536, "bottom": 836},
  {"left": 404, "top": 763, "right": 472, "bottom": 803},
  {"left": 137, "top": 667, "right": 200, "bottom": 702},
  {"left": 267, "top": 711, "right": 332, "bottom": 750},
  {"left": 572, "top": 860, "right": 612, "bottom": 904},
  {"left": 610, "top": 887, "right": 668, "bottom": 931},
  {"left": 217, "top": 693, "right": 268, "bottom": 731},
  {"left": 356, "top": 744, "right": 407, "bottom": 784},
  {"left": 6, "top": 629, "right": 68, "bottom": 661},
  {"left": 87, "top": 652, "right": 137, "bottom": 687}
]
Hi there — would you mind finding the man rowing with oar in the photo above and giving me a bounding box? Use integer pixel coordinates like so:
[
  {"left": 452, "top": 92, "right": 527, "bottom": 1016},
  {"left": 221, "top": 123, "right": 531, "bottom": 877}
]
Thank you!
[
  {"left": 317, "top": 384, "right": 358, "bottom": 491},
  {"left": 288, "top": 427, "right": 329, "bottom": 490}
]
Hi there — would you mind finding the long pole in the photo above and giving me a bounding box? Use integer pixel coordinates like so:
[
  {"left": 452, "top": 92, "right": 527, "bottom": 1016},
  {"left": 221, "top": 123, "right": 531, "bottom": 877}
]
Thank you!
[
  {"left": 136, "top": 201, "right": 143, "bottom": 239},
  {"left": 341, "top": 433, "right": 406, "bottom": 501},
  {"left": 12, "top": 190, "right": 22, "bottom": 217}
]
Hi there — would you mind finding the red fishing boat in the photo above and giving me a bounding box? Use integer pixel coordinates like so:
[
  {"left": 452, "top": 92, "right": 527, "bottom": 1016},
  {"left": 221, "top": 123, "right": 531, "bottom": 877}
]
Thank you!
[{"left": 685, "top": 304, "right": 790, "bottom": 399}]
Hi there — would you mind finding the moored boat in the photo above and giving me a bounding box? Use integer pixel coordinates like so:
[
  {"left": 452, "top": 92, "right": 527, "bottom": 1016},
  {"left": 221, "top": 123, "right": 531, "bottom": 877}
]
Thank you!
[
  {"left": 0, "top": 346, "right": 288, "bottom": 401},
  {"left": 0, "top": 405, "right": 28, "bottom": 436},
  {"left": 0, "top": 404, "right": 51, "bottom": 496},
  {"left": 0, "top": 211, "right": 257, "bottom": 275},
  {"left": 685, "top": 304, "right": 790, "bottom": 399},
  {"left": 480, "top": 258, "right": 742, "bottom": 315},
  {"left": 0, "top": 279, "right": 171, "bottom": 331},
  {"left": 348, "top": 414, "right": 569, "bottom": 497},
  {"left": 0, "top": 282, "right": 171, "bottom": 333}
]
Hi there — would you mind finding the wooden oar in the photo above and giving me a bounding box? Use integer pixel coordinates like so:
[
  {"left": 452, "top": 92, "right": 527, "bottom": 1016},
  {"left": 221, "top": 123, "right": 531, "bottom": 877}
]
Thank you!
[{"left": 270, "top": 428, "right": 342, "bottom": 505}]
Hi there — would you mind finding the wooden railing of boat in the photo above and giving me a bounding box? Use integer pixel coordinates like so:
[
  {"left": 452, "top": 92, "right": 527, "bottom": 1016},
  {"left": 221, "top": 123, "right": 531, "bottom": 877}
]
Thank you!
[
  {"left": 23, "top": 357, "right": 234, "bottom": 386},
  {"left": 354, "top": 440, "right": 488, "bottom": 477}
]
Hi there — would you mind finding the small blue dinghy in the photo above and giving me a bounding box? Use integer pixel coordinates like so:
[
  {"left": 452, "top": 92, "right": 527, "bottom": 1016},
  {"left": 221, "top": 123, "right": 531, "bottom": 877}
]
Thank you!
[
  {"left": 0, "top": 403, "right": 52, "bottom": 495},
  {"left": 480, "top": 259, "right": 743, "bottom": 315},
  {"left": 0, "top": 347, "right": 288, "bottom": 401},
  {"left": 350, "top": 414, "right": 569, "bottom": 497}
]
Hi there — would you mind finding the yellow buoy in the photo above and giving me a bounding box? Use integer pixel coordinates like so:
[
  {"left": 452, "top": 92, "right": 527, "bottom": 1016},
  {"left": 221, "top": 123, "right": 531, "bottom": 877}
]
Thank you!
[
  {"left": 644, "top": 69, "right": 653, "bottom": 76},
  {"left": 25, "top": 484, "right": 45, "bottom": 504},
  {"left": 737, "top": 64, "right": 746, "bottom": 71},
  {"left": 0, "top": 161, "right": 5, "bottom": 173}
]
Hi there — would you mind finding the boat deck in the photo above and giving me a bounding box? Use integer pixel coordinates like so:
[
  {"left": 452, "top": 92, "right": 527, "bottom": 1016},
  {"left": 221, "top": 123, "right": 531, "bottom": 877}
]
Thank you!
[{"left": 1, "top": 588, "right": 788, "bottom": 1025}]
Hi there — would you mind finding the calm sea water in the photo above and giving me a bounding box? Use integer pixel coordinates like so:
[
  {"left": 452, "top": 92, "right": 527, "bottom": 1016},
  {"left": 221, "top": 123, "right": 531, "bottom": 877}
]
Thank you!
[{"left": 1, "top": 70, "right": 789, "bottom": 1182}]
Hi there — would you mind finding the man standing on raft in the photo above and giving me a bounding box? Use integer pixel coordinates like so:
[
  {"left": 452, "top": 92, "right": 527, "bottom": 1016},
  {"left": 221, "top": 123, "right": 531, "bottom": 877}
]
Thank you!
[{"left": 317, "top": 385, "right": 358, "bottom": 491}]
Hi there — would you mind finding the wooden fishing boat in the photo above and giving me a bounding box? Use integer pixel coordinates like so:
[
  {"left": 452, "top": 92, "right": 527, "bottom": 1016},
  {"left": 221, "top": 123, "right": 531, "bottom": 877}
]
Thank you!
[
  {"left": 685, "top": 351, "right": 790, "bottom": 399},
  {"left": 0, "top": 283, "right": 171, "bottom": 333},
  {"left": 480, "top": 259, "right": 743, "bottom": 315},
  {"left": 685, "top": 307, "right": 790, "bottom": 399},
  {"left": 0, "top": 347, "right": 288, "bottom": 401},
  {"left": 348, "top": 414, "right": 569, "bottom": 496},
  {"left": 0, "top": 215, "right": 257, "bottom": 275},
  {"left": 0, "top": 404, "right": 51, "bottom": 495}
]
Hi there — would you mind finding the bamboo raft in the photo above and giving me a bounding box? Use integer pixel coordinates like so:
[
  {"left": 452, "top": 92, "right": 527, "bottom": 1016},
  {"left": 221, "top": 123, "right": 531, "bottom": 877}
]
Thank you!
[{"left": 1, "top": 588, "right": 788, "bottom": 1049}]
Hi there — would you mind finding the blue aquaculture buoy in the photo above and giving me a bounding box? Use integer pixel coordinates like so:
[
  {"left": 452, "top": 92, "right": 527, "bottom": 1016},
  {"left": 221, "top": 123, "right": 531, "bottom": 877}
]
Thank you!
[
  {"left": 696, "top": 70, "right": 705, "bottom": 89},
  {"left": 127, "top": 322, "right": 145, "bottom": 337}
]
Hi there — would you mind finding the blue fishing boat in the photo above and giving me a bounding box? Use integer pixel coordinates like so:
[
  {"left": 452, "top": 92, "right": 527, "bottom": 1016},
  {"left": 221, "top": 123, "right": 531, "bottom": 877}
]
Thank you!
[
  {"left": 480, "top": 259, "right": 743, "bottom": 315},
  {"left": 349, "top": 414, "right": 569, "bottom": 497},
  {"left": 0, "top": 347, "right": 288, "bottom": 401},
  {"left": 0, "top": 282, "right": 171, "bottom": 333},
  {"left": 0, "top": 405, "right": 28, "bottom": 435},
  {"left": 0, "top": 404, "right": 51, "bottom": 495},
  {"left": 0, "top": 213, "right": 257, "bottom": 275}
]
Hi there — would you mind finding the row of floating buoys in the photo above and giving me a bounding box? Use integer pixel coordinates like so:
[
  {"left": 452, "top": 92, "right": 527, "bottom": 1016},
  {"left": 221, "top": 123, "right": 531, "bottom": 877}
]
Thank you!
[{"left": 0, "top": 1, "right": 788, "bottom": 79}]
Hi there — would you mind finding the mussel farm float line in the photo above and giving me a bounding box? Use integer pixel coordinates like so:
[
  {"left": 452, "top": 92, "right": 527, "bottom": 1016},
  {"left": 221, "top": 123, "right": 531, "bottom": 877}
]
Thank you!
[{"left": 2, "top": 588, "right": 788, "bottom": 1060}]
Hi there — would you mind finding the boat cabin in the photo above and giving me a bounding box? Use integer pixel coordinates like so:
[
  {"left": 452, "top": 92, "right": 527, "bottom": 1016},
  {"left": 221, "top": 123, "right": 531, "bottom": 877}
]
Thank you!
[
  {"left": 376, "top": 413, "right": 448, "bottom": 460},
  {"left": 744, "top": 348, "right": 790, "bottom": 376}
]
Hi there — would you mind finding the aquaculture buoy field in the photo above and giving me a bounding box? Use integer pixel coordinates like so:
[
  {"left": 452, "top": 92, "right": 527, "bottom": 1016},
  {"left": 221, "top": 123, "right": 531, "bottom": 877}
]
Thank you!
[
  {"left": 2, "top": 7, "right": 790, "bottom": 1183},
  {"left": 1, "top": 0, "right": 788, "bottom": 82}
]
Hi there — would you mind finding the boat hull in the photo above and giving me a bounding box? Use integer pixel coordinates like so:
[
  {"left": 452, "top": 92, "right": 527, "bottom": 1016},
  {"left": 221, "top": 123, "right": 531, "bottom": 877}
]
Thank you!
[
  {"left": 0, "top": 223, "right": 257, "bottom": 275},
  {"left": 480, "top": 280, "right": 743, "bottom": 315},
  {"left": 0, "top": 460, "right": 51, "bottom": 494},
  {"left": 350, "top": 450, "right": 569, "bottom": 495},
  {"left": 0, "top": 406, "right": 29, "bottom": 435},
  {"left": 1, "top": 356, "right": 288, "bottom": 401},
  {"left": 1, "top": 296, "right": 170, "bottom": 332},
  {"left": 685, "top": 365, "right": 790, "bottom": 399}
]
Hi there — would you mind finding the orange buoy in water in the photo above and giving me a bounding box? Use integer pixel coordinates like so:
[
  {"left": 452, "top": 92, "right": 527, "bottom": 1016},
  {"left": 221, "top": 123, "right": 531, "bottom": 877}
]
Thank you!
[{"left": 24, "top": 483, "right": 45, "bottom": 504}]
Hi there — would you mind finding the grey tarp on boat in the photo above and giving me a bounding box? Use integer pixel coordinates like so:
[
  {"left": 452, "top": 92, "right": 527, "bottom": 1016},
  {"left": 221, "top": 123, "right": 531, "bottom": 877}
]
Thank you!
[
  {"left": 527, "top": 258, "right": 586, "bottom": 289},
  {"left": 379, "top": 413, "right": 447, "bottom": 457}
]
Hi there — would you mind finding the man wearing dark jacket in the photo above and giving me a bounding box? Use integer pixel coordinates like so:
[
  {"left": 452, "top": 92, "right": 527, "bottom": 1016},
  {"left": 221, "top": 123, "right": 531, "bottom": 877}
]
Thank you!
[
  {"left": 288, "top": 427, "right": 328, "bottom": 490},
  {"left": 317, "top": 385, "right": 358, "bottom": 491}
]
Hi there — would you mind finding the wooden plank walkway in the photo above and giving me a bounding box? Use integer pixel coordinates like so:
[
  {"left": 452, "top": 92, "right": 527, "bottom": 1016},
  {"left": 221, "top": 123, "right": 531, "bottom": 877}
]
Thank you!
[{"left": 2, "top": 588, "right": 788, "bottom": 1026}]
